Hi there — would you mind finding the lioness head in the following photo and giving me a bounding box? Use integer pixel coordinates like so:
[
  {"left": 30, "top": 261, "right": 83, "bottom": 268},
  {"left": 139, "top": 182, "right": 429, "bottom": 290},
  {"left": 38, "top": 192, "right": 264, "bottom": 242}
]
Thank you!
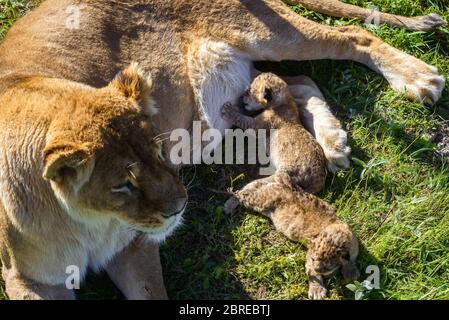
[
  {"left": 243, "top": 73, "right": 290, "bottom": 111},
  {"left": 307, "top": 223, "right": 359, "bottom": 280},
  {"left": 41, "top": 64, "right": 187, "bottom": 241}
]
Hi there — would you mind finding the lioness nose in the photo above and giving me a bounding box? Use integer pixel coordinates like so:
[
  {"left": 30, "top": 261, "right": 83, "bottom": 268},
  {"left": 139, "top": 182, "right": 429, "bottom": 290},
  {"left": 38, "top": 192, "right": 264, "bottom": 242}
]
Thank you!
[{"left": 162, "top": 197, "right": 188, "bottom": 218}]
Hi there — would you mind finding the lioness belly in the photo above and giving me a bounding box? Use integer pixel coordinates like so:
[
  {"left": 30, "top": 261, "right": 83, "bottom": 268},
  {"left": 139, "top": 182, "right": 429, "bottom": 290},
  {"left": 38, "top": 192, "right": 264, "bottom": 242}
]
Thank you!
[{"left": 188, "top": 39, "right": 253, "bottom": 134}]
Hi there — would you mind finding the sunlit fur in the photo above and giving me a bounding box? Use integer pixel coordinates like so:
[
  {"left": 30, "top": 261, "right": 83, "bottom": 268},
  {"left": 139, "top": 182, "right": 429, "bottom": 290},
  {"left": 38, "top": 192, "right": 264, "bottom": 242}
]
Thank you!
[
  {"left": 0, "top": 0, "right": 444, "bottom": 300},
  {"left": 225, "top": 173, "right": 359, "bottom": 300},
  {"left": 0, "top": 64, "right": 187, "bottom": 298},
  {"left": 223, "top": 73, "right": 326, "bottom": 194}
]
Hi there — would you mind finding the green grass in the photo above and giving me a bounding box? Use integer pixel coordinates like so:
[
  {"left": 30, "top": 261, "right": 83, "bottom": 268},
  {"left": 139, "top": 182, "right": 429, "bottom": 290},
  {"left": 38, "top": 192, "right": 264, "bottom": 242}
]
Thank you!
[
  {"left": 0, "top": 0, "right": 38, "bottom": 39},
  {"left": 1, "top": 0, "right": 449, "bottom": 300}
]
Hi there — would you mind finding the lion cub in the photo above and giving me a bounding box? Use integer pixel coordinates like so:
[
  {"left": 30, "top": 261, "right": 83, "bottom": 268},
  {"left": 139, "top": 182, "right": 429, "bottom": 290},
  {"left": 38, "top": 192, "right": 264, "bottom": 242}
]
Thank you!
[
  {"left": 227, "top": 174, "right": 360, "bottom": 300},
  {"left": 222, "top": 74, "right": 359, "bottom": 299},
  {"left": 221, "top": 72, "right": 326, "bottom": 194}
]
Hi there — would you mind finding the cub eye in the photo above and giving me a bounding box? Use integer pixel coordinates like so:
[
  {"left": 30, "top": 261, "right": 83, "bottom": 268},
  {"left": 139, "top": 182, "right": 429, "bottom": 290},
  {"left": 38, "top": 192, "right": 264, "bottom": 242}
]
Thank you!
[
  {"left": 264, "top": 88, "right": 273, "bottom": 102},
  {"left": 112, "top": 181, "right": 137, "bottom": 195},
  {"left": 342, "top": 253, "right": 350, "bottom": 260}
]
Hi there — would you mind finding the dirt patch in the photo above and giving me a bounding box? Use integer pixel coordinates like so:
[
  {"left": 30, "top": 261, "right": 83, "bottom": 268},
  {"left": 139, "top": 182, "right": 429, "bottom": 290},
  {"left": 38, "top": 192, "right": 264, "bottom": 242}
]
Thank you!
[{"left": 430, "top": 122, "right": 449, "bottom": 163}]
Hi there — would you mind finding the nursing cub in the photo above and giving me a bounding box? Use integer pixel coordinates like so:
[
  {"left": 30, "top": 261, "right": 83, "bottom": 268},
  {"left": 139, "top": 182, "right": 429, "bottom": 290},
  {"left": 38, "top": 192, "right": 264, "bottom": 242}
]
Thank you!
[
  {"left": 0, "top": 64, "right": 187, "bottom": 299},
  {"left": 222, "top": 73, "right": 359, "bottom": 299},
  {"left": 222, "top": 72, "right": 326, "bottom": 194}
]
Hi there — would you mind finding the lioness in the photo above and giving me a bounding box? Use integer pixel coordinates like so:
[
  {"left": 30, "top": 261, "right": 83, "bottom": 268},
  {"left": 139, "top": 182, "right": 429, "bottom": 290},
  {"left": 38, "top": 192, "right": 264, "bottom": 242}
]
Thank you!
[
  {"left": 0, "top": 63, "right": 188, "bottom": 299},
  {"left": 0, "top": 0, "right": 445, "bottom": 299}
]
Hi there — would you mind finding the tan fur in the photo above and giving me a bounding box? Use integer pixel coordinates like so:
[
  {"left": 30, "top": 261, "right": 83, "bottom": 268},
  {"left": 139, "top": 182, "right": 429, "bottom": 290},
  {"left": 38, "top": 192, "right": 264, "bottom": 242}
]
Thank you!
[
  {"left": 285, "top": 0, "right": 446, "bottom": 32},
  {"left": 225, "top": 174, "right": 359, "bottom": 300},
  {"left": 285, "top": 76, "right": 351, "bottom": 173},
  {"left": 104, "top": 236, "right": 168, "bottom": 300},
  {"left": 222, "top": 73, "right": 326, "bottom": 194},
  {"left": 0, "top": 0, "right": 445, "bottom": 300},
  {"left": 0, "top": 64, "right": 187, "bottom": 299},
  {"left": 222, "top": 73, "right": 356, "bottom": 299}
]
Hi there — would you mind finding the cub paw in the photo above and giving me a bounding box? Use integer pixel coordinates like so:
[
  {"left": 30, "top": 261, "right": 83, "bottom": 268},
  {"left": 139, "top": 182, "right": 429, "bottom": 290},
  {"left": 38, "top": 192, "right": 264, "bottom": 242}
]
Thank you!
[
  {"left": 342, "top": 265, "right": 361, "bottom": 282},
  {"left": 221, "top": 102, "right": 239, "bottom": 120},
  {"left": 308, "top": 284, "right": 328, "bottom": 300},
  {"left": 224, "top": 196, "right": 240, "bottom": 214},
  {"left": 318, "top": 127, "right": 351, "bottom": 173}
]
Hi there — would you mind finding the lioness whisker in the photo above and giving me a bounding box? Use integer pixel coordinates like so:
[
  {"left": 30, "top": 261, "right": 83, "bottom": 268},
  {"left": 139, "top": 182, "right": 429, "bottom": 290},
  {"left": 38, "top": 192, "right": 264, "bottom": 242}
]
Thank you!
[
  {"left": 153, "top": 131, "right": 172, "bottom": 140},
  {"left": 127, "top": 162, "right": 140, "bottom": 169},
  {"left": 154, "top": 137, "right": 170, "bottom": 144},
  {"left": 185, "top": 165, "right": 197, "bottom": 190}
]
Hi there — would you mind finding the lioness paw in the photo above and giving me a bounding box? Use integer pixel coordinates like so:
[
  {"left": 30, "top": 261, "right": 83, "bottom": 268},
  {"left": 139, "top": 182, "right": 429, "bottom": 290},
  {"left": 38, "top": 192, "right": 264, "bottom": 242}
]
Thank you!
[
  {"left": 318, "top": 127, "right": 351, "bottom": 173},
  {"left": 414, "top": 13, "right": 446, "bottom": 32},
  {"left": 377, "top": 46, "right": 445, "bottom": 105},
  {"left": 308, "top": 284, "right": 327, "bottom": 300}
]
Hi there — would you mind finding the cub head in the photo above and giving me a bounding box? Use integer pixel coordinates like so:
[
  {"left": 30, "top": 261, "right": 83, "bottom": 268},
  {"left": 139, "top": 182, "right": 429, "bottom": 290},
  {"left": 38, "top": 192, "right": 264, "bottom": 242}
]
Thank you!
[
  {"left": 243, "top": 73, "right": 290, "bottom": 111},
  {"left": 42, "top": 63, "right": 187, "bottom": 241},
  {"left": 307, "top": 223, "right": 360, "bottom": 280}
]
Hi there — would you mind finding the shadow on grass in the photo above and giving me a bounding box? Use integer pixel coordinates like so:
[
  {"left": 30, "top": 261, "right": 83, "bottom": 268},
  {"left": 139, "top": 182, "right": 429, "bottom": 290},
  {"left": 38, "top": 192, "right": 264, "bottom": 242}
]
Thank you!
[
  {"left": 77, "top": 272, "right": 124, "bottom": 300},
  {"left": 162, "top": 164, "right": 253, "bottom": 299}
]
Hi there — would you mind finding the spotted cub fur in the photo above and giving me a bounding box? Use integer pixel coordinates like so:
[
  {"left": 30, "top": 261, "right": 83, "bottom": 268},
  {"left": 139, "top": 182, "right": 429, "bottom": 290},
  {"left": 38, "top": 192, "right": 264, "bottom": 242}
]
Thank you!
[
  {"left": 225, "top": 174, "right": 359, "bottom": 300},
  {"left": 222, "top": 73, "right": 359, "bottom": 299},
  {"left": 222, "top": 72, "right": 326, "bottom": 194}
]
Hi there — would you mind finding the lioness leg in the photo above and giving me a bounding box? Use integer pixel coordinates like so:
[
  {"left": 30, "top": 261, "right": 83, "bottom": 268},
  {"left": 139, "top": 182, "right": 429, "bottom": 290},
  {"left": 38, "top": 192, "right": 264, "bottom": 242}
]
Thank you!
[
  {"left": 284, "top": 0, "right": 446, "bottom": 31},
  {"left": 2, "top": 266, "right": 75, "bottom": 300},
  {"left": 105, "top": 236, "right": 168, "bottom": 300},
  {"left": 237, "top": 4, "right": 445, "bottom": 104},
  {"left": 284, "top": 76, "right": 351, "bottom": 172}
]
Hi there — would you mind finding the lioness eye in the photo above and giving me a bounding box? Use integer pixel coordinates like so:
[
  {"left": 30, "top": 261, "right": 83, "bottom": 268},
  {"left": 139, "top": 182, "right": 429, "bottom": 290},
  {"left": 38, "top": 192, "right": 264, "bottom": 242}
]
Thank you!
[{"left": 112, "top": 181, "right": 137, "bottom": 195}]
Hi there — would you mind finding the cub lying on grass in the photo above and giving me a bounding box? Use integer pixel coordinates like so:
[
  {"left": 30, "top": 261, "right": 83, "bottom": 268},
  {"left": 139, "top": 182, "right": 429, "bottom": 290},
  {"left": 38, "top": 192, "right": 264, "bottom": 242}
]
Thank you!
[
  {"left": 226, "top": 174, "right": 359, "bottom": 299},
  {"left": 222, "top": 73, "right": 359, "bottom": 299}
]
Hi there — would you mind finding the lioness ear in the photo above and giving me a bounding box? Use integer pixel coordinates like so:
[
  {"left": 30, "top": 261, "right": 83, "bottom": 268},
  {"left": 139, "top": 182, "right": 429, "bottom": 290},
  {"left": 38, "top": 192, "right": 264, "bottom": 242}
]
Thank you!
[
  {"left": 43, "top": 142, "right": 94, "bottom": 186},
  {"left": 109, "top": 62, "right": 153, "bottom": 102}
]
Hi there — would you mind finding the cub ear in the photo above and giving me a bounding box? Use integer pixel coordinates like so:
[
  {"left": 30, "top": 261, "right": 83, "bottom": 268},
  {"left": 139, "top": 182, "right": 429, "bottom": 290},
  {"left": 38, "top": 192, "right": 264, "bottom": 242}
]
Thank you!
[
  {"left": 109, "top": 62, "right": 153, "bottom": 102},
  {"left": 42, "top": 142, "right": 94, "bottom": 185}
]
